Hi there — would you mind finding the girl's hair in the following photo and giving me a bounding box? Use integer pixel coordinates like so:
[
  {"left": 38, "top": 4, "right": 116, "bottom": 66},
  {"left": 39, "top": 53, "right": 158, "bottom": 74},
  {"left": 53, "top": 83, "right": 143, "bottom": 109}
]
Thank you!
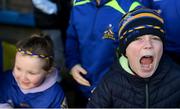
[{"left": 16, "top": 34, "right": 54, "bottom": 71}]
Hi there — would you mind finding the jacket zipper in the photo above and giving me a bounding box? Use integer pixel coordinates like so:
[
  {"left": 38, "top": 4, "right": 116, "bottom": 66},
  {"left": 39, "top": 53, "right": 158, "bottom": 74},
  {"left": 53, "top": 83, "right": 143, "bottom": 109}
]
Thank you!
[{"left": 145, "top": 83, "right": 149, "bottom": 108}]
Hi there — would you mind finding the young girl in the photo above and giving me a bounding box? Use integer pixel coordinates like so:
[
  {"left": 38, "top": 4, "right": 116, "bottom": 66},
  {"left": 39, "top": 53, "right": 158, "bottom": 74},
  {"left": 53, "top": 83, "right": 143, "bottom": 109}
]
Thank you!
[{"left": 0, "top": 34, "right": 67, "bottom": 108}]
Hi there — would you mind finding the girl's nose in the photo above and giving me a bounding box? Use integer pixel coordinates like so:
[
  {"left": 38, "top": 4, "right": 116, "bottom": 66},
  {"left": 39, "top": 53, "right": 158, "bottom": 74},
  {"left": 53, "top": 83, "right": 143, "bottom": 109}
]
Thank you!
[{"left": 21, "top": 72, "right": 28, "bottom": 80}]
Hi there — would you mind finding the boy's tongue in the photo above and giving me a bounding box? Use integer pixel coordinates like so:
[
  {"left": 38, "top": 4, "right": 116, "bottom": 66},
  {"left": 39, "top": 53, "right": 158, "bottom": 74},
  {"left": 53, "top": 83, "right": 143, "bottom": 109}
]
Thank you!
[
  {"left": 140, "top": 56, "right": 153, "bottom": 65},
  {"left": 140, "top": 56, "right": 154, "bottom": 72}
]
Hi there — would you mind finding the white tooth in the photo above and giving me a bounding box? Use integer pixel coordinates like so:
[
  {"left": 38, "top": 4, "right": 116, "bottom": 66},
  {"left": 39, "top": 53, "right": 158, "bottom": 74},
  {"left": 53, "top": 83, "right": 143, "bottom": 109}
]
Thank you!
[
  {"left": 142, "top": 64, "right": 150, "bottom": 68},
  {"left": 141, "top": 64, "right": 153, "bottom": 70}
]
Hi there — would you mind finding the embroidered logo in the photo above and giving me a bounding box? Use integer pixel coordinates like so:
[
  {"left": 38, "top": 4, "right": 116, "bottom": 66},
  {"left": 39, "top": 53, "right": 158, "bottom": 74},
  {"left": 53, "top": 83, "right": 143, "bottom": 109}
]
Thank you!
[{"left": 103, "top": 24, "right": 115, "bottom": 40}]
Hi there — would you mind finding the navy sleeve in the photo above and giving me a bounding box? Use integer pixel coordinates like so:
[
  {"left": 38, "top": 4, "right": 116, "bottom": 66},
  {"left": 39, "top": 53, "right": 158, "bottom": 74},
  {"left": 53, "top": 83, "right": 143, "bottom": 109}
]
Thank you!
[
  {"left": 65, "top": 8, "right": 80, "bottom": 69},
  {"left": 0, "top": 71, "right": 12, "bottom": 104}
]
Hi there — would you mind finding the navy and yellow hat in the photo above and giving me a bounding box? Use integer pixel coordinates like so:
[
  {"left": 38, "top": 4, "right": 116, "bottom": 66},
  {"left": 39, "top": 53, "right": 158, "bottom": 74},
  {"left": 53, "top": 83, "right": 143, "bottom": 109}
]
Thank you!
[{"left": 118, "top": 8, "right": 165, "bottom": 55}]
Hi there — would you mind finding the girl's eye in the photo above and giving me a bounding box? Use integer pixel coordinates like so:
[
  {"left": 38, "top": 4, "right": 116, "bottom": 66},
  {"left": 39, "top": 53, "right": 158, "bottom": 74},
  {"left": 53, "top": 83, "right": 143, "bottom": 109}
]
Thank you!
[
  {"left": 16, "top": 67, "right": 21, "bottom": 71},
  {"left": 28, "top": 71, "right": 37, "bottom": 75}
]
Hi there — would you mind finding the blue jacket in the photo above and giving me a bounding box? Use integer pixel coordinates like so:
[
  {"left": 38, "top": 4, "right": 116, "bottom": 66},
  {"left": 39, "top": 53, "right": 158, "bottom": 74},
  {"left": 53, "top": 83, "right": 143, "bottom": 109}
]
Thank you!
[
  {"left": 139, "top": 0, "right": 180, "bottom": 53},
  {"left": 0, "top": 71, "right": 65, "bottom": 108},
  {"left": 65, "top": 0, "right": 141, "bottom": 97}
]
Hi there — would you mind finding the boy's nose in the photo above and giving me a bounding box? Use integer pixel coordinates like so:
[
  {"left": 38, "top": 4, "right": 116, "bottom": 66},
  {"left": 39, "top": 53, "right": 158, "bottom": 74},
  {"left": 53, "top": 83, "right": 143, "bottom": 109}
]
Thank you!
[{"left": 144, "top": 40, "right": 153, "bottom": 49}]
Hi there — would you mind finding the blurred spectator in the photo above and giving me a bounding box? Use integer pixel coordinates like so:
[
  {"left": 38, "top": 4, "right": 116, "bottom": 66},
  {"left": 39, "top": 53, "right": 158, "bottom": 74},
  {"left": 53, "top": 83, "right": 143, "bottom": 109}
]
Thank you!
[{"left": 65, "top": 0, "right": 141, "bottom": 107}]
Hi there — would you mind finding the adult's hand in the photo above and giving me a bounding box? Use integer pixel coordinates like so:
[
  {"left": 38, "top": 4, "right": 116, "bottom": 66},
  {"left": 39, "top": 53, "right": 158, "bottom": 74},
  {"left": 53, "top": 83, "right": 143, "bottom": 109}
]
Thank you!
[{"left": 70, "top": 64, "right": 90, "bottom": 86}]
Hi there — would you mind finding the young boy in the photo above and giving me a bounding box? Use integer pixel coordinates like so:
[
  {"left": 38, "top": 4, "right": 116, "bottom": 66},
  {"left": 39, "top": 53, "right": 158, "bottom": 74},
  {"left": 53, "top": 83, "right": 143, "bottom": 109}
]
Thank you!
[
  {"left": 87, "top": 8, "right": 180, "bottom": 108},
  {"left": 0, "top": 34, "right": 67, "bottom": 108}
]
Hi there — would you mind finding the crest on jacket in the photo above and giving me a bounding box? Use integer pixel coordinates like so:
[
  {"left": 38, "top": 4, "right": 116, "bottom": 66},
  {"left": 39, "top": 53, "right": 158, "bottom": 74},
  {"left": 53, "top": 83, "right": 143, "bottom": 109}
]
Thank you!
[{"left": 103, "top": 24, "right": 115, "bottom": 40}]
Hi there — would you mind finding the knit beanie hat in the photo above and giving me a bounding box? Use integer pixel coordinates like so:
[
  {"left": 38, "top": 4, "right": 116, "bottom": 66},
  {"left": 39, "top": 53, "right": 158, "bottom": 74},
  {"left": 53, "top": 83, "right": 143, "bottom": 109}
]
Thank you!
[{"left": 118, "top": 8, "right": 165, "bottom": 56}]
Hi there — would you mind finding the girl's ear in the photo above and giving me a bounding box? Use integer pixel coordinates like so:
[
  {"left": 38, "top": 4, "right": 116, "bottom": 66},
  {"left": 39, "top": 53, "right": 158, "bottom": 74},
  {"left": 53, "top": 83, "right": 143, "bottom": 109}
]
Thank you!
[{"left": 46, "top": 66, "right": 55, "bottom": 76}]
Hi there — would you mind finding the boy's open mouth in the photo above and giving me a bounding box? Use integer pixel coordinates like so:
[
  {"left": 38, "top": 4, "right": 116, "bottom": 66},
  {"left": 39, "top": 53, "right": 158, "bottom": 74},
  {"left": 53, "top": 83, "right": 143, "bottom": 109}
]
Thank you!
[{"left": 140, "top": 55, "right": 154, "bottom": 72}]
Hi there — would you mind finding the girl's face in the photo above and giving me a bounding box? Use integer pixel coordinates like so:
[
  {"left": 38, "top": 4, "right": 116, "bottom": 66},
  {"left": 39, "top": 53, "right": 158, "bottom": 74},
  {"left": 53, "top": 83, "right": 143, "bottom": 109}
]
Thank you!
[
  {"left": 126, "top": 35, "right": 163, "bottom": 78},
  {"left": 13, "top": 52, "right": 49, "bottom": 90}
]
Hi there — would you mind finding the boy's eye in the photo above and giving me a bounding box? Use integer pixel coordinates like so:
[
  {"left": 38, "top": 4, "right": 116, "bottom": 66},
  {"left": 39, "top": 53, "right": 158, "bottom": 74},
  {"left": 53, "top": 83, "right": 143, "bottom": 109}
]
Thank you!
[
  {"left": 152, "top": 37, "right": 161, "bottom": 41},
  {"left": 134, "top": 37, "right": 142, "bottom": 41}
]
